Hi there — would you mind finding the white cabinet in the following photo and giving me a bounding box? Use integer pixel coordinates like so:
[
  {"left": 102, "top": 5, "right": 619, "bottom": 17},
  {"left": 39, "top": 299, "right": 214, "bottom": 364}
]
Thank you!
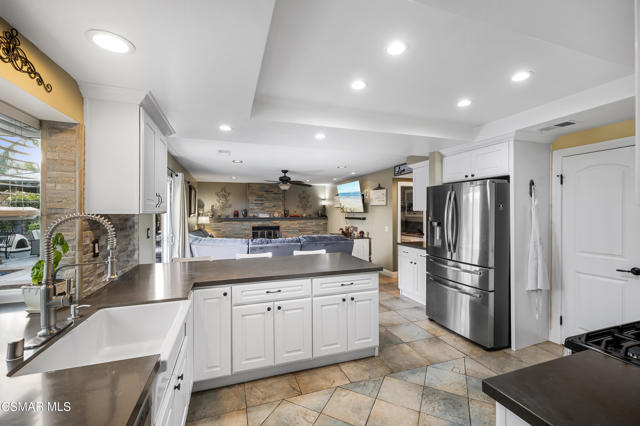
[
  {"left": 274, "top": 298, "right": 312, "bottom": 364},
  {"left": 194, "top": 287, "right": 231, "bottom": 381},
  {"left": 443, "top": 142, "right": 509, "bottom": 183},
  {"left": 352, "top": 238, "right": 371, "bottom": 261},
  {"left": 412, "top": 160, "right": 429, "bottom": 211},
  {"left": 313, "top": 290, "right": 379, "bottom": 358},
  {"left": 313, "top": 294, "right": 348, "bottom": 357},
  {"left": 398, "top": 246, "right": 426, "bottom": 305},
  {"left": 233, "top": 302, "right": 274, "bottom": 373},
  {"left": 84, "top": 98, "right": 168, "bottom": 214}
]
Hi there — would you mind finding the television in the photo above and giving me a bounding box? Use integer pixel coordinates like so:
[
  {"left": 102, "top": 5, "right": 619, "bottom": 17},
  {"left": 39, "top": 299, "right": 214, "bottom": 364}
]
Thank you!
[{"left": 337, "top": 180, "right": 365, "bottom": 213}]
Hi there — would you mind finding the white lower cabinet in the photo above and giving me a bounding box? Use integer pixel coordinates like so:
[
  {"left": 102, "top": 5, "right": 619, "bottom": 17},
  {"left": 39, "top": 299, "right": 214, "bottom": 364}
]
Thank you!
[
  {"left": 193, "top": 287, "right": 231, "bottom": 381},
  {"left": 416, "top": 252, "right": 427, "bottom": 305},
  {"left": 274, "top": 298, "right": 313, "bottom": 364},
  {"left": 348, "top": 290, "right": 379, "bottom": 351},
  {"left": 398, "top": 246, "right": 426, "bottom": 305},
  {"left": 233, "top": 302, "right": 274, "bottom": 373}
]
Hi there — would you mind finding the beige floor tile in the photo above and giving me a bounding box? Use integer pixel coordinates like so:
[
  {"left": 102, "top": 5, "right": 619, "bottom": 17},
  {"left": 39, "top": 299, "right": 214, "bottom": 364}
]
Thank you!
[
  {"left": 339, "top": 356, "right": 392, "bottom": 382},
  {"left": 503, "top": 345, "right": 559, "bottom": 366},
  {"left": 247, "top": 401, "right": 280, "bottom": 426},
  {"left": 286, "top": 388, "right": 335, "bottom": 412},
  {"left": 396, "top": 307, "right": 429, "bottom": 322},
  {"left": 295, "top": 365, "right": 350, "bottom": 394},
  {"left": 380, "top": 327, "right": 404, "bottom": 347},
  {"left": 418, "top": 412, "right": 461, "bottom": 426},
  {"left": 469, "top": 399, "right": 496, "bottom": 426},
  {"left": 187, "top": 383, "right": 246, "bottom": 421},
  {"left": 425, "top": 367, "right": 467, "bottom": 397},
  {"left": 379, "top": 343, "right": 429, "bottom": 372},
  {"left": 408, "top": 338, "right": 465, "bottom": 365},
  {"left": 470, "top": 351, "right": 528, "bottom": 375},
  {"left": 381, "top": 297, "right": 421, "bottom": 311},
  {"left": 534, "top": 341, "right": 565, "bottom": 357},
  {"left": 379, "top": 311, "right": 410, "bottom": 327},
  {"left": 322, "top": 388, "right": 375, "bottom": 426},
  {"left": 388, "top": 366, "right": 427, "bottom": 386},
  {"left": 421, "top": 388, "right": 470, "bottom": 426},
  {"left": 340, "top": 377, "right": 383, "bottom": 398},
  {"left": 187, "top": 409, "right": 247, "bottom": 426},
  {"left": 463, "top": 358, "right": 496, "bottom": 379},
  {"left": 315, "top": 414, "right": 352, "bottom": 426},
  {"left": 466, "top": 376, "right": 493, "bottom": 404},
  {"left": 429, "top": 358, "right": 465, "bottom": 376},
  {"left": 437, "top": 334, "right": 486, "bottom": 357},
  {"left": 378, "top": 303, "right": 391, "bottom": 312},
  {"left": 387, "top": 289, "right": 401, "bottom": 296},
  {"left": 367, "top": 399, "right": 420, "bottom": 426},
  {"left": 379, "top": 291, "right": 395, "bottom": 301},
  {"left": 245, "top": 374, "right": 301, "bottom": 407},
  {"left": 388, "top": 323, "right": 434, "bottom": 342},
  {"left": 262, "top": 400, "right": 319, "bottom": 426},
  {"left": 377, "top": 376, "right": 424, "bottom": 411},
  {"left": 414, "top": 320, "right": 452, "bottom": 337}
]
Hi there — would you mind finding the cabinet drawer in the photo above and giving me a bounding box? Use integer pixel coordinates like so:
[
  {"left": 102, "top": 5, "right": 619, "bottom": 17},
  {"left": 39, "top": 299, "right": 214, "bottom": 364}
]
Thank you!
[
  {"left": 232, "top": 279, "right": 311, "bottom": 305},
  {"left": 312, "top": 273, "right": 378, "bottom": 296}
]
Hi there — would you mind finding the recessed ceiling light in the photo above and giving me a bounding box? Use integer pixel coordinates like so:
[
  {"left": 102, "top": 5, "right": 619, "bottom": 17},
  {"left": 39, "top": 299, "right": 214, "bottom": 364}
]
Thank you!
[
  {"left": 351, "top": 80, "right": 367, "bottom": 90},
  {"left": 231, "top": 176, "right": 237, "bottom": 180},
  {"left": 219, "top": 124, "right": 232, "bottom": 132},
  {"left": 231, "top": 160, "right": 243, "bottom": 164},
  {"left": 457, "top": 98, "right": 472, "bottom": 108},
  {"left": 333, "top": 178, "right": 337, "bottom": 181},
  {"left": 386, "top": 41, "right": 407, "bottom": 56},
  {"left": 306, "top": 179, "right": 310, "bottom": 182},
  {"left": 337, "top": 165, "right": 347, "bottom": 169},
  {"left": 85, "top": 29, "right": 135, "bottom": 54},
  {"left": 511, "top": 70, "right": 532, "bottom": 82},
  {"left": 315, "top": 132, "right": 326, "bottom": 140},
  {"left": 351, "top": 172, "right": 356, "bottom": 175}
]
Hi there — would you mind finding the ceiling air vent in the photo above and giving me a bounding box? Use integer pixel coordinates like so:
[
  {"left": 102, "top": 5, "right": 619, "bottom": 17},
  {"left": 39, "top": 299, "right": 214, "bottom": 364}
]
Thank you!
[{"left": 539, "top": 120, "right": 577, "bottom": 132}]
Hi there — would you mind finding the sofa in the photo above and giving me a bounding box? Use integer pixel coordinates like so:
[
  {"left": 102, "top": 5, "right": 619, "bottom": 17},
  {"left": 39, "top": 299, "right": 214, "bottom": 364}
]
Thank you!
[{"left": 188, "top": 232, "right": 354, "bottom": 260}]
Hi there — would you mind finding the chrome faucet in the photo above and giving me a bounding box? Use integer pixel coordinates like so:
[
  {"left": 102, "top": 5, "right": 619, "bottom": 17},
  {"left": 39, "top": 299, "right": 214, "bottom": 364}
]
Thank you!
[{"left": 26, "top": 213, "right": 118, "bottom": 349}]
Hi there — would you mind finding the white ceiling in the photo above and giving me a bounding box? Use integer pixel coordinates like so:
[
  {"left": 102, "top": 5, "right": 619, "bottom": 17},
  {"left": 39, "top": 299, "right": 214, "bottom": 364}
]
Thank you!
[{"left": 0, "top": 0, "right": 634, "bottom": 183}]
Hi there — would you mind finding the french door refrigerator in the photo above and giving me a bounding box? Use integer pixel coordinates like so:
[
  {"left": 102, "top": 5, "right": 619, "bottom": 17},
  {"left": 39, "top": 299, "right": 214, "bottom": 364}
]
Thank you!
[{"left": 426, "top": 179, "right": 510, "bottom": 349}]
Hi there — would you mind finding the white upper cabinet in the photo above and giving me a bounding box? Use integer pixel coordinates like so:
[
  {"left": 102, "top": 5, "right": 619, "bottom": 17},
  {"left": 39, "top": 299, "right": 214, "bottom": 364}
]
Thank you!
[
  {"left": 412, "top": 161, "right": 429, "bottom": 211},
  {"left": 443, "top": 142, "right": 509, "bottom": 183},
  {"left": 84, "top": 97, "right": 169, "bottom": 214}
]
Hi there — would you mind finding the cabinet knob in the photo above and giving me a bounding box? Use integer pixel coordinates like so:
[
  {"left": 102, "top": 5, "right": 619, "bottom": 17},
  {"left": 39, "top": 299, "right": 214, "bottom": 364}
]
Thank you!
[
  {"left": 277, "top": 306, "right": 281, "bottom": 310},
  {"left": 174, "top": 383, "right": 181, "bottom": 391},
  {"left": 350, "top": 296, "right": 355, "bottom": 301},
  {"left": 342, "top": 298, "right": 346, "bottom": 302},
  {"left": 465, "top": 175, "right": 469, "bottom": 178},
  {"left": 267, "top": 306, "right": 272, "bottom": 311},
  {"left": 471, "top": 174, "right": 475, "bottom": 177},
  {"left": 223, "top": 292, "right": 227, "bottom": 296},
  {"left": 177, "top": 373, "right": 184, "bottom": 381}
]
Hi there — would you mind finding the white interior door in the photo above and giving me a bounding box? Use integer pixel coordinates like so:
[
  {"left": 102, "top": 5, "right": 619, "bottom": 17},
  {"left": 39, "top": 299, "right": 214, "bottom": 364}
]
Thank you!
[{"left": 562, "top": 146, "right": 640, "bottom": 338}]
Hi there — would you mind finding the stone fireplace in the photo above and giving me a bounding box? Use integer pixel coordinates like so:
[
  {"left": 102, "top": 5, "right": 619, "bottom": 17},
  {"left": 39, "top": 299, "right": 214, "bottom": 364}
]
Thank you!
[{"left": 252, "top": 225, "right": 280, "bottom": 239}]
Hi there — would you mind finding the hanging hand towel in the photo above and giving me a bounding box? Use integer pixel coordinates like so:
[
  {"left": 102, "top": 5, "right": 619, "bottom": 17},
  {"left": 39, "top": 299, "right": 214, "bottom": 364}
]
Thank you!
[{"left": 527, "top": 186, "right": 550, "bottom": 291}]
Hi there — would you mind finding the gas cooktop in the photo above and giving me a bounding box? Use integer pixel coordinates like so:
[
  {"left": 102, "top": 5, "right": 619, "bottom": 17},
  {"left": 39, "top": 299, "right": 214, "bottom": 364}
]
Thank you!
[{"left": 565, "top": 321, "right": 640, "bottom": 366}]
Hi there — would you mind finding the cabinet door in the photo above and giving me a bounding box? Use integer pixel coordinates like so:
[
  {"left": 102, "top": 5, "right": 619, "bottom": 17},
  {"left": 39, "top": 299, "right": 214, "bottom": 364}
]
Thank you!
[
  {"left": 140, "top": 112, "right": 158, "bottom": 213},
  {"left": 233, "top": 302, "right": 274, "bottom": 373},
  {"left": 348, "top": 290, "right": 379, "bottom": 351},
  {"left": 471, "top": 142, "right": 509, "bottom": 179},
  {"left": 193, "top": 287, "right": 231, "bottom": 381},
  {"left": 274, "top": 298, "right": 312, "bottom": 365},
  {"left": 313, "top": 294, "right": 348, "bottom": 357},
  {"left": 155, "top": 134, "right": 168, "bottom": 213},
  {"left": 412, "top": 164, "right": 429, "bottom": 211},
  {"left": 442, "top": 151, "right": 472, "bottom": 182},
  {"left": 416, "top": 252, "right": 427, "bottom": 306},
  {"left": 398, "top": 248, "right": 416, "bottom": 295},
  {"left": 173, "top": 336, "right": 190, "bottom": 426}
]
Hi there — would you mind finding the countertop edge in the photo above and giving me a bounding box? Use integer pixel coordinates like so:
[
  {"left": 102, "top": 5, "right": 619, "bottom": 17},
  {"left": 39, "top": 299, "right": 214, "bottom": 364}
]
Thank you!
[{"left": 482, "top": 379, "right": 552, "bottom": 426}]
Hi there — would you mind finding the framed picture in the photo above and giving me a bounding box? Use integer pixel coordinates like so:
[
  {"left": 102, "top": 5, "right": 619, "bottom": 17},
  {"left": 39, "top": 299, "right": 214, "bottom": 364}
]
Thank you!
[
  {"left": 394, "top": 163, "right": 413, "bottom": 176},
  {"left": 370, "top": 188, "right": 387, "bottom": 206},
  {"left": 188, "top": 184, "right": 197, "bottom": 216}
]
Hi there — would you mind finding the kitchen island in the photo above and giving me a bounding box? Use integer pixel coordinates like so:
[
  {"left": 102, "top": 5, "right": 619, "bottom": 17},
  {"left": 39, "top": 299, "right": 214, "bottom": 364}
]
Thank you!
[{"left": 0, "top": 253, "right": 381, "bottom": 425}]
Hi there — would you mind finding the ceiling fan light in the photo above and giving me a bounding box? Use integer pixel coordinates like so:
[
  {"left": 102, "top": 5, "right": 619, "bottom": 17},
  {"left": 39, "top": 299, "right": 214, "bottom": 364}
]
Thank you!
[{"left": 279, "top": 183, "right": 291, "bottom": 191}]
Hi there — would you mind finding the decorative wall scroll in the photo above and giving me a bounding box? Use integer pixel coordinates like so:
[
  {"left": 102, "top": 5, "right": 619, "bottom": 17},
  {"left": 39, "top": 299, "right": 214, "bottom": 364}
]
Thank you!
[{"left": 0, "top": 28, "right": 53, "bottom": 93}]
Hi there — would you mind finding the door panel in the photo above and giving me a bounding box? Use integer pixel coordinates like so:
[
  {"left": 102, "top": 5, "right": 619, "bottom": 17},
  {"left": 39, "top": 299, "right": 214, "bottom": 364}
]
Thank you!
[
  {"left": 274, "top": 298, "right": 312, "bottom": 365},
  {"left": 563, "top": 146, "right": 640, "bottom": 337},
  {"left": 348, "top": 290, "right": 379, "bottom": 351},
  {"left": 193, "top": 287, "right": 231, "bottom": 381},
  {"left": 443, "top": 152, "right": 472, "bottom": 182},
  {"left": 232, "top": 302, "right": 274, "bottom": 373},
  {"left": 427, "top": 184, "right": 452, "bottom": 259},
  {"left": 313, "top": 294, "right": 348, "bottom": 357}
]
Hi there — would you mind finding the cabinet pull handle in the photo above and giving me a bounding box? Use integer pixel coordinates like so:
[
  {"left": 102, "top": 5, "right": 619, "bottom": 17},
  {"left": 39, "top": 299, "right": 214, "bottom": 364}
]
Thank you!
[
  {"left": 340, "top": 282, "right": 354, "bottom": 286},
  {"left": 465, "top": 175, "right": 469, "bottom": 178},
  {"left": 177, "top": 373, "right": 184, "bottom": 381},
  {"left": 342, "top": 298, "right": 346, "bottom": 302},
  {"left": 223, "top": 292, "right": 228, "bottom": 296},
  {"left": 350, "top": 296, "right": 355, "bottom": 301},
  {"left": 277, "top": 306, "right": 281, "bottom": 310},
  {"left": 267, "top": 306, "right": 272, "bottom": 311},
  {"left": 174, "top": 383, "right": 181, "bottom": 390},
  {"left": 266, "top": 289, "right": 282, "bottom": 294}
]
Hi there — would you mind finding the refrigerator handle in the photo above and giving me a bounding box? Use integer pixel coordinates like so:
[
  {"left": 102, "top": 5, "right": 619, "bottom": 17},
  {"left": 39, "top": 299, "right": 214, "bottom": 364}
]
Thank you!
[
  {"left": 451, "top": 190, "right": 459, "bottom": 253},
  {"left": 443, "top": 190, "right": 451, "bottom": 253}
]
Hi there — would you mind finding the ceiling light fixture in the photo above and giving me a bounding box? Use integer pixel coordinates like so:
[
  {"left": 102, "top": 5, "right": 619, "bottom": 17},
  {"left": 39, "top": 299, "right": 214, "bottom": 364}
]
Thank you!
[
  {"left": 219, "top": 124, "right": 232, "bottom": 132},
  {"left": 457, "top": 98, "right": 472, "bottom": 108},
  {"left": 351, "top": 80, "right": 367, "bottom": 90},
  {"left": 278, "top": 183, "right": 291, "bottom": 191},
  {"left": 351, "top": 172, "right": 356, "bottom": 175},
  {"left": 333, "top": 178, "right": 337, "bottom": 181},
  {"left": 315, "top": 132, "right": 326, "bottom": 140},
  {"left": 511, "top": 70, "right": 532, "bottom": 82},
  {"left": 231, "top": 176, "right": 237, "bottom": 180},
  {"left": 231, "top": 159, "right": 243, "bottom": 164},
  {"left": 386, "top": 41, "right": 407, "bottom": 56},
  {"left": 85, "top": 29, "right": 135, "bottom": 54}
]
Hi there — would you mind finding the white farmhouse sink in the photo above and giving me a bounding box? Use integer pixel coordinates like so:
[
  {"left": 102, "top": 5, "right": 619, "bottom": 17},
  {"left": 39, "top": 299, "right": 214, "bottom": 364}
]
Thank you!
[{"left": 16, "top": 300, "right": 191, "bottom": 376}]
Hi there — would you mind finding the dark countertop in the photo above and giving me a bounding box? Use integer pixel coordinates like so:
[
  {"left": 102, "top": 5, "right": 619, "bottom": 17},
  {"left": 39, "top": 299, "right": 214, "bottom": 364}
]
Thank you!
[
  {"left": 1, "top": 253, "right": 381, "bottom": 425},
  {"left": 482, "top": 350, "right": 640, "bottom": 426},
  {"left": 212, "top": 216, "right": 327, "bottom": 222},
  {"left": 397, "top": 241, "right": 426, "bottom": 250}
]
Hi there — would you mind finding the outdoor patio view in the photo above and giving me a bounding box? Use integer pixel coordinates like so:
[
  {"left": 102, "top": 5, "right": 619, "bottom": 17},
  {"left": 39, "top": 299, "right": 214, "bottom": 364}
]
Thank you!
[{"left": 0, "top": 112, "right": 41, "bottom": 289}]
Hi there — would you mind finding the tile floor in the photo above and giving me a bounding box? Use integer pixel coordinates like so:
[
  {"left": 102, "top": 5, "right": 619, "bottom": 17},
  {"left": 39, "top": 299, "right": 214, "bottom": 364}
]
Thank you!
[{"left": 186, "top": 273, "right": 563, "bottom": 426}]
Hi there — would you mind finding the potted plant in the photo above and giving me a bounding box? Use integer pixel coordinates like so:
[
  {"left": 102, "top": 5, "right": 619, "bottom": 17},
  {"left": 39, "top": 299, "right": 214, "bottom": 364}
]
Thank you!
[{"left": 22, "top": 232, "right": 69, "bottom": 313}]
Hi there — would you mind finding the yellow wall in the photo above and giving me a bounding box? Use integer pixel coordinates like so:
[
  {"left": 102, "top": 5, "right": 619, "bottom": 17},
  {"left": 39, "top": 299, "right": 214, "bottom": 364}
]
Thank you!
[
  {"left": 552, "top": 119, "right": 634, "bottom": 151},
  {"left": 0, "top": 17, "right": 83, "bottom": 123}
]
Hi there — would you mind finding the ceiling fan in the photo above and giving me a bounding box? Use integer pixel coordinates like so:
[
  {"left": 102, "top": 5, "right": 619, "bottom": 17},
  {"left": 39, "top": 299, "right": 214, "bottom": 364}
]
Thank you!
[{"left": 265, "top": 170, "right": 311, "bottom": 190}]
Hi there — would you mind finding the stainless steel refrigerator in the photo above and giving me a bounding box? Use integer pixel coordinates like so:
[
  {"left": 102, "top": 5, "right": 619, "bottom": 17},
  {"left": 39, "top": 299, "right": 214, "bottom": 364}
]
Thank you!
[{"left": 426, "top": 179, "right": 510, "bottom": 349}]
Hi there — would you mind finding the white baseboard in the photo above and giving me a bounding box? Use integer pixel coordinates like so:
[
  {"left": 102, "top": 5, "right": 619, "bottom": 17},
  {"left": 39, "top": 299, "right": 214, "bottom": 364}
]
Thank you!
[{"left": 381, "top": 269, "right": 397, "bottom": 278}]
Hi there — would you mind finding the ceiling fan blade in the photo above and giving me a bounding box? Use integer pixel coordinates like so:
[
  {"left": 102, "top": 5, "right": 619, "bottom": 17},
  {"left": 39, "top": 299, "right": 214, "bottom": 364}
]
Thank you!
[
  {"left": 264, "top": 180, "right": 279, "bottom": 183},
  {"left": 291, "top": 181, "right": 312, "bottom": 187}
]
